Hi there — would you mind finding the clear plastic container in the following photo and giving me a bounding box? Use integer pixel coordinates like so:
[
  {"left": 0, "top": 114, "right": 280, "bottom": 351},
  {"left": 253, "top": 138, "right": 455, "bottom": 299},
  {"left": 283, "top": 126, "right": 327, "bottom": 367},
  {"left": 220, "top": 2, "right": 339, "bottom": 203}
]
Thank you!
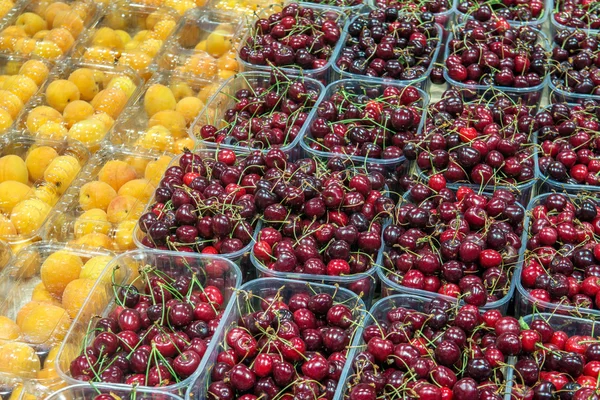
[
  {"left": 236, "top": 4, "right": 348, "bottom": 83},
  {"left": 251, "top": 246, "right": 382, "bottom": 307},
  {"left": 299, "top": 0, "right": 366, "bottom": 14},
  {"left": 367, "top": 0, "right": 456, "bottom": 30},
  {"left": 0, "top": 0, "right": 101, "bottom": 60},
  {"left": 132, "top": 149, "right": 261, "bottom": 279},
  {"left": 455, "top": 0, "right": 551, "bottom": 28},
  {"left": 548, "top": 75, "right": 600, "bottom": 105},
  {"left": 377, "top": 189, "right": 524, "bottom": 314},
  {"left": 533, "top": 105, "right": 600, "bottom": 193},
  {"left": 299, "top": 79, "right": 428, "bottom": 168},
  {"left": 56, "top": 249, "right": 242, "bottom": 398},
  {"left": 157, "top": 8, "right": 245, "bottom": 83},
  {"left": 0, "top": 54, "right": 53, "bottom": 135},
  {"left": 46, "top": 383, "right": 185, "bottom": 400},
  {"left": 0, "top": 242, "right": 118, "bottom": 400},
  {"left": 189, "top": 71, "right": 325, "bottom": 158},
  {"left": 15, "top": 61, "right": 143, "bottom": 152},
  {"left": 0, "top": 133, "right": 90, "bottom": 247},
  {"left": 70, "top": 4, "right": 180, "bottom": 81},
  {"left": 332, "top": 21, "right": 443, "bottom": 91},
  {"left": 443, "top": 28, "right": 549, "bottom": 108},
  {"left": 515, "top": 193, "right": 600, "bottom": 318},
  {"left": 549, "top": 0, "right": 600, "bottom": 38},
  {"left": 335, "top": 294, "right": 513, "bottom": 400},
  {"left": 108, "top": 70, "right": 217, "bottom": 155},
  {"left": 186, "top": 277, "right": 366, "bottom": 399},
  {"left": 45, "top": 146, "right": 172, "bottom": 253}
]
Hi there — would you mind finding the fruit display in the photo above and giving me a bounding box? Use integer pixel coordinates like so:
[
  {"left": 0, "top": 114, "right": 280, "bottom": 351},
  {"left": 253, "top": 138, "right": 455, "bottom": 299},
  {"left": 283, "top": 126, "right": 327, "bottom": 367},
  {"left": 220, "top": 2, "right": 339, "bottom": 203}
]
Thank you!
[
  {"left": 456, "top": 0, "right": 547, "bottom": 24},
  {"left": 189, "top": 278, "right": 365, "bottom": 400},
  {"left": 334, "top": 11, "right": 441, "bottom": 85},
  {"left": 56, "top": 250, "right": 241, "bottom": 395},
  {"left": 549, "top": 29, "right": 600, "bottom": 103},
  {"left": 301, "top": 80, "right": 427, "bottom": 163},
  {"left": 0, "top": 135, "right": 89, "bottom": 245},
  {"left": 536, "top": 102, "right": 600, "bottom": 189},
  {"left": 46, "top": 147, "right": 172, "bottom": 252},
  {"left": 251, "top": 156, "right": 395, "bottom": 302},
  {"left": 410, "top": 91, "right": 537, "bottom": 192},
  {"left": 238, "top": 3, "right": 346, "bottom": 80},
  {"left": 0, "top": 55, "right": 51, "bottom": 135},
  {"left": 190, "top": 71, "right": 323, "bottom": 152},
  {"left": 379, "top": 184, "right": 524, "bottom": 310},
  {"left": 157, "top": 8, "right": 241, "bottom": 82},
  {"left": 0, "top": 242, "right": 116, "bottom": 399},
  {"left": 109, "top": 72, "right": 223, "bottom": 154},
  {"left": 339, "top": 295, "right": 517, "bottom": 400},
  {"left": 552, "top": 0, "right": 600, "bottom": 30},
  {"left": 510, "top": 313, "right": 600, "bottom": 399},
  {"left": 444, "top": 20, "right": 548, "bottom": 105},
  {"left": 0, "top": 0, "right": 99, "bottom": 60},
  {"left": 371, "top": 0, "right": 454, "bottom": 27},
  {"left": 135, "top": 148, "right": 271, "bottom": 260},
  {"left": 72, "top": 5, "right": 180, "bottom": 80},
  {"left": 518, "top": 193, "right": 600, "bottom": 315},
  {"left": 16, "top": 63, "right": 141, "bottom": 151}
]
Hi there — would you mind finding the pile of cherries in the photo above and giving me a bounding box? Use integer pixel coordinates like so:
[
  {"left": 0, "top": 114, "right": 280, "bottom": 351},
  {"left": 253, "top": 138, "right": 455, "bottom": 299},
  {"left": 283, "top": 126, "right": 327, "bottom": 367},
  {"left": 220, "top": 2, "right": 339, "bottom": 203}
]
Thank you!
[
  {"left": 537, "top": 102, "right": 600, "bottom": 186},
  {"left": 408, "top": 91, "right": 536, "bottom": 187},
  {"left": 445, "top": 20, "right": 547, "bottom": 89},
  {"left": 138, "top": 149, "right": 266, "bottom": 255},
  {"left": 511, "top": 317, "right": 600, "bottom": 400},
  {"left": 344, "top": 298, "right": 521, "bottom": 400},
  {"left": 305, "top": 83, "right": 424, "bottom": 160},
  {"left": 252, "top": 156, "right": 395, "bottom": 296},
  {"left": 335, "top": 10, "right": 439, "bottom": 81},
  {"left": 456, "top": 0, "right": 545, "bottom": 23},
  {"left": 382, "top": 184, "right": 524, "bottom": 306},
  {"left": 207, "top": 286, "right": 363, "bottom": 400},
  {"left": 194, "top": 73, "right": 320, "bottom": 149},
  {"left": 554, "top": 0, "right": 600, "bottom": 29},
  {"left": 69, "top": 261, "right": 230, "bottom": 387},
  {"left": 550, "top": 29, "right": 600, "bottom": 97},
  {"left": 239, "top": 3, "right": 343, "bottom": 71},
  {"left": 520, "top": 193, "right": 600, "bottom": 310}
]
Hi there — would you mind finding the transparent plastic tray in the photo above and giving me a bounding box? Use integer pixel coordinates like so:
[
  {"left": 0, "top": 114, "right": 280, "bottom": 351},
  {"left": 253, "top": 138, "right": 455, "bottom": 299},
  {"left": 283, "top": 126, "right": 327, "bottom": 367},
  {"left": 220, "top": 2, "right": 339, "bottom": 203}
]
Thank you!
[
  {"left": 0, "top": 239, "right": 10, "bottom": 273},
  {"left": 336, "top": 294, "right": 513, "bottom": 400},
  {"left": 443, "top": 27, "right": 550, "bottom": 108},
  {"left": 157, "top": 8, "right": 244, "bottom": 83},
  {"left": 0, "top": 0, "right": 101, "bottom": 60},
  {"left": 45, "top": 383, "right": 184, "bottom": 400},
  {"left": 332, "top": 20, "right": 443, "bottom": 91},
  {"left": 299, "top": 79, "right": 428, "bottom": 167},
  {"left": 186, "top": 277, "right": 366, "bottom": 399},
  {"left": 0, "top": 242, "right": 117, "bottom": 400},
  {"left": 205, "top": 0, "right": 285, "bottom": 27},
  {"left": 15, "top": 61, "right": 143, "bottom": 152},
  {"left": 455, "top": 0, "right": 551, "bottom": 28},
  {"left": 0, "top": 54, "right": 53, "bottom": 135},
  {"left": 377, "top": 189, "right": 523, "bottom": 313},
  {"left": 299, "top": 0, "right": 366, "bottom": 14},
  {"left": 46, "top": 146, "right": 172, "bottom": 252},
  {"left": 0, "top": 133, "right": 90, "bottom": 247},
  {"left": 549, "top": 0, "right": 600, "bottom": 37},
  {"left": 70, "top": 4, "right": 180, "bottom": 80},
  {"left": 515, "top": 193, "right": 600, "bottom": 318},
  {"left": 189, "top": 71, "right": 325, "bottom": 158},
  {"left": 548, "top": 70, "right": 600, "bottom": 104},
  {"left": 108, "top": 70, "right": 217, "bottom": 155},
  {"left": 533, "top": 105, "right": 600, "bottom": 193},
  {"left": 56, "top": 249, "right": 242, "bottom": 397},
  {"left": 236, "top": 3, "right": 348, "bottom": 83},
  {"left": 133, "top": 149, "right": 261, "bottom": 277}
]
